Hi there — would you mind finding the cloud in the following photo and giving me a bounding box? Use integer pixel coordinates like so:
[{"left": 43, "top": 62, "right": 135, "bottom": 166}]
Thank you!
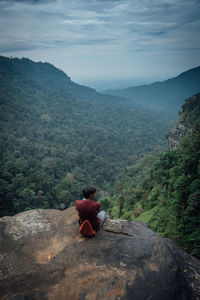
[
  {"left": 0, "top": 0, "right": 199, "bottom": 86},
  {"left": 63, "top": 19, "right": 106, "bottom": 25}
]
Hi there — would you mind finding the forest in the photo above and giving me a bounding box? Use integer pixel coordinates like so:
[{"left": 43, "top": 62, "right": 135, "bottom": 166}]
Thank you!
[
  {"left": 102, "top": 94, "right": 200, "bottom": 258},
  {"left": 0, "top": 56, "right": 199, "bottom": 258}
]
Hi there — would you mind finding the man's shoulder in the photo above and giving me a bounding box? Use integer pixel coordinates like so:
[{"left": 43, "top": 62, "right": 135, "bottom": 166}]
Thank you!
[
  {"left": 76, "top": 199, "right": 89, "bottom": 208},
  {"left": 76, "top": 199, "right": 100, "bottom": 205},
  {"left": 76, "top": 200, "right": 100, "bottom": 208}
]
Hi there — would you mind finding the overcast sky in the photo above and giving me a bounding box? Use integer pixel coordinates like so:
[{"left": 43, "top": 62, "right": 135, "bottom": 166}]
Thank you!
[{"left": 0, "top": 0, "right": 200, "bottom": 90}]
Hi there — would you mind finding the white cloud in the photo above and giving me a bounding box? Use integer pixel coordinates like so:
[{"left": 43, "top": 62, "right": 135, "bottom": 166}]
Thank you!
[{"left": 63, "top": 19, "right": 106, "bottom": 25}]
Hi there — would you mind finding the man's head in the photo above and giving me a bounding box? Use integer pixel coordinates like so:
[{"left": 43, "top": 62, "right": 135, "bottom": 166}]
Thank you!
[{"left": 83, "top": 186, "right": 96, "bottom": 199}]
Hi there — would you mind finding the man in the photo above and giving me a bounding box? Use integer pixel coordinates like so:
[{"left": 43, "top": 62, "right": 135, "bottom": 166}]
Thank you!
[{"left": 76, "top": 186, "right": 106, "bottom": 236}]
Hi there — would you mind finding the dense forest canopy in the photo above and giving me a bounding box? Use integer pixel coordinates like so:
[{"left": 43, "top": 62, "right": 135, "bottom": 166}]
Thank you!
[
  {"left": 0, "top": 56, "right": 199, "bottom": 258},
  {"left": 0, "top": 56, "right": 174, "bottom": 216},
  {"left": 103, "top": 94, "right": 200, "bottom": 258}
]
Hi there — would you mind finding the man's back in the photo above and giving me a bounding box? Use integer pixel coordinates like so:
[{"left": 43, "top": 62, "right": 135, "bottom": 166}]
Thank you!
[{"left": 76, "top": 199, "right": 100, "bottom": 231}]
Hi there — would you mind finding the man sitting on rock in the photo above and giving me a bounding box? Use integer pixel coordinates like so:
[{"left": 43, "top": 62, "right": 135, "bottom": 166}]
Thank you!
[{"left": 76, "top": 186, "right": 106, "bottom": 237}]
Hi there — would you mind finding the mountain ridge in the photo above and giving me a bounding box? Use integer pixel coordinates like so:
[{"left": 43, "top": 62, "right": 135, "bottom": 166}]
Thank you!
[
  {"left": 0, "top": 55, "right": 125, "bottom": 105},
  {"left": 0, "top": 55, "right": 173, "bottom": 216},
  {"left": 103, "top": 66, "right": 200, "bottom": 111}
]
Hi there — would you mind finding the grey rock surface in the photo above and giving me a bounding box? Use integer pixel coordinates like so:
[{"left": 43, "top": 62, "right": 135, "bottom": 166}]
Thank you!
[
  {"left": 0, "top": 207, "right": 199, "bottom": 300},
  {"left": 168, "top": 120, "right": 189, "bottom": 150}
]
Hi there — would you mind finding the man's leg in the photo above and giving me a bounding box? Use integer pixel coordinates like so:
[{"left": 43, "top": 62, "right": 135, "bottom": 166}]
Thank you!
[{"left": 97, "top": 210, "right": 107, "bottom": 226}]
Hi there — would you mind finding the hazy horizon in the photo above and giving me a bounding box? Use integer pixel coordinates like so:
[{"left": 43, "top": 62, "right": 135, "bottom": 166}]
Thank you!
[
  {"left": 74, "top": 69, "right": 195, "bottom": 91},
  {"left": 81, "top": 80, "right": 153, "bottom": 91},
  {"left": 2, "top": 54, "right": 198, "bottom": 91},
  {"left": 76, "top": 76, "right": 166, "bottom": 91}
]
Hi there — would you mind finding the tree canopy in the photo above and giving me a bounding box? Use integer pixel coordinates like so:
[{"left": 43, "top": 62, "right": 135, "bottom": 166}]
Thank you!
[
  {"left": 104, "top": 94, "right": 200, "bottom": 258},
  {"left": 0, "top": 56, "right": 173, "bottom": 216}
]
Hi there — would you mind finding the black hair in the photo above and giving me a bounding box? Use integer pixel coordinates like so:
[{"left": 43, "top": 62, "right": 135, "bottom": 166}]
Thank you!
[{"left": 83, "top": 186, "right": 96, "bottom": 199}]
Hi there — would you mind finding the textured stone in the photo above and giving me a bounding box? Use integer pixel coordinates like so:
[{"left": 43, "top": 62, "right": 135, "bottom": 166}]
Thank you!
[
  {"left": 168, "top": 120, "right": 189, "bottom": 150},
  {"left": 0, "top": 207, "right": 199, "bottom": 300}
]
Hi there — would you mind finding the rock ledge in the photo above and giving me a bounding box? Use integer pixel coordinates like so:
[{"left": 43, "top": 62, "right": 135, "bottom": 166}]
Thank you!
[{"left": 0, "top": 207, "right": 199, "bottom": 300}]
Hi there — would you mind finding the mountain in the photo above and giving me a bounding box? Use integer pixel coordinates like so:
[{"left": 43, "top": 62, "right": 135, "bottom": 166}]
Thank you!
[
  {"left": 0, "top": 207, "right": 199, "bottom": 299},
  {"left": 0, "top": 56, "right": 174, "bottom": 216},
  {"left": 104, "top": 67, "right": 200, "bottom": 112}
]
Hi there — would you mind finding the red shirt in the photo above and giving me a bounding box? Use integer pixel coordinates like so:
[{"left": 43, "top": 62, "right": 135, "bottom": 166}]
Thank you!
[{"left": 76, "top": 199, "right": 101, "bottom": 232}]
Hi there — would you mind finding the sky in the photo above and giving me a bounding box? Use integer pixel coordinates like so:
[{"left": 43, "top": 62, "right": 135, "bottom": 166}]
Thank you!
[{"left": 0, "top": 0, "right": 200, "bottom": 90}]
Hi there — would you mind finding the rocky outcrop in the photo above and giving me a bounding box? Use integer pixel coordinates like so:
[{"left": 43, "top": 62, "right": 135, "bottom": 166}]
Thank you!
[
  {"left": 168, "top": 120, "right": 189, "bottom": 150},
  {"left": 0, "top": 207, "right": 199, "bottom": 300}
]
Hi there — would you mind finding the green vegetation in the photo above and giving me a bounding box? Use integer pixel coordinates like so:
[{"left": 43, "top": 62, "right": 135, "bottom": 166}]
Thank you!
[
  {"left": 0, "top": 56, "right": 173, "bottom": 216},
  {"left": 0, "top": 56, "right": 199, "bottom": 258},
  {"left": 104, "top": 94, "right": 200, "bottom": 258}
]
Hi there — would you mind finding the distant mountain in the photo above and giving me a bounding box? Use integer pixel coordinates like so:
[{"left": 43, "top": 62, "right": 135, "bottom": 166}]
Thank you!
[
  {"left": 0, "top": 55, "right": 112, "bottom": 103},
  {"left": 1, "top": 55, "right": 141, "bottom": 108},
  {"left": 104, "top": 67, "right": 200, "bottom": 112},
  {"left": 0, "top": 56, "right": 174, "bottom": 216}
]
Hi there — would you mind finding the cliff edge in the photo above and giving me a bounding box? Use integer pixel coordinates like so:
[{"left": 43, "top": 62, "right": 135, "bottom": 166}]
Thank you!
[{"left": 0, "top": 207, "right": 199, "bottom": 300}]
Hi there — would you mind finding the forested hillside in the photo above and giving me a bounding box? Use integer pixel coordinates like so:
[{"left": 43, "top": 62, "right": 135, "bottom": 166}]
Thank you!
[
  {"left": 0, "top": 56, "right": 174, "bottom": 216},
  {"left": 102, "top": 94, "right": 200, "bottom": 258},
  {"left": 104, "top": 67, "right": 200, "bottom": 112}
]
